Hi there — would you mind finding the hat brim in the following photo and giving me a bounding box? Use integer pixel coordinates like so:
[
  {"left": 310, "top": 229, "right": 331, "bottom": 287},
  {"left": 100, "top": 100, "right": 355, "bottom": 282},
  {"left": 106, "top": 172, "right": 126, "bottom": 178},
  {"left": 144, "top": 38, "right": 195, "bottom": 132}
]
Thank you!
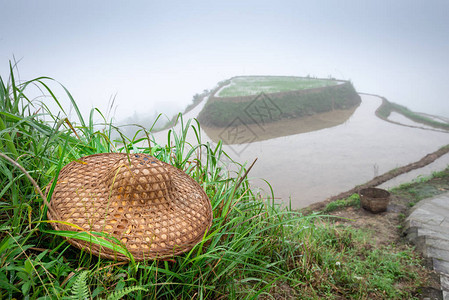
[{"left": 47, "top": 153, "right": 212, "bottom": 261}]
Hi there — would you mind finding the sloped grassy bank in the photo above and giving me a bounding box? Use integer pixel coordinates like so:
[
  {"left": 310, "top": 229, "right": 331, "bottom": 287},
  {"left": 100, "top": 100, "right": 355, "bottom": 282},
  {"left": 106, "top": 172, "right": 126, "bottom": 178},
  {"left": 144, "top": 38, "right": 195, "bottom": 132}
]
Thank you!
[
  {"left": 375, "top": 95, "right": 449, "bottom": 131},
  {"left": 198, "top": 77, "right": 361, "bottom": 128},
  {"left": 0, "top": 65, "right": 432, "bottom": 299}
]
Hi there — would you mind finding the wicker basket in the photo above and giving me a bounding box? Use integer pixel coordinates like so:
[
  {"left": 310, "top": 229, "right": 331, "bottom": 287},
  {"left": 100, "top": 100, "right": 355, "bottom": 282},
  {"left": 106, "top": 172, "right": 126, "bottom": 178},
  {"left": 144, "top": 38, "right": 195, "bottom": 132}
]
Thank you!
[{"left": 359, "top": 187, "right": 390, "bottom": 213}]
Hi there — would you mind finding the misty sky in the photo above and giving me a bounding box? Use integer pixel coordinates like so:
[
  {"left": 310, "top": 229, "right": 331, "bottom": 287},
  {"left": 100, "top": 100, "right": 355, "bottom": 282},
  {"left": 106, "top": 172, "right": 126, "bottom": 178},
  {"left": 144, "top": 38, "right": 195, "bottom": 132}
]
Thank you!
[{"left": 1, "top": 0, "right": 448, "bottom": 121}]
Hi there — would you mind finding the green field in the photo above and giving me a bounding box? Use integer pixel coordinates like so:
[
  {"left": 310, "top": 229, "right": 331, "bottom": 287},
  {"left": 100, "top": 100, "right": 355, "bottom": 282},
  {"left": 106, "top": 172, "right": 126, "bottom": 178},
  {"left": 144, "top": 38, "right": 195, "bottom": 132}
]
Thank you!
[
  {"left": 217, "top": 76, "right": 338, "bottom": 97},
  {"left": 199, "top": 78, "right": 361, "bottom": 128}
]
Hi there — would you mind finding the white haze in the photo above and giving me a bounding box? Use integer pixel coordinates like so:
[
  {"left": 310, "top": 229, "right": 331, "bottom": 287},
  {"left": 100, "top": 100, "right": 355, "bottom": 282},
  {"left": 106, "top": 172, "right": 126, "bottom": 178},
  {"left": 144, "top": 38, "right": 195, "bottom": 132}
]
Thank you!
[{"left": 1, "top": 0, "right": 448, "bottom": 122}]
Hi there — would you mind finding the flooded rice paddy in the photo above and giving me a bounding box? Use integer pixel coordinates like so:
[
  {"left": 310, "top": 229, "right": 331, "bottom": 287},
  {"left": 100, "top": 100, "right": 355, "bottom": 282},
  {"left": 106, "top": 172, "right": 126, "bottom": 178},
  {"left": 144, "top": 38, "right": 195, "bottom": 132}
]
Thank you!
[{"left": 153, "top": 94, "right": 449, "bottom": 209}]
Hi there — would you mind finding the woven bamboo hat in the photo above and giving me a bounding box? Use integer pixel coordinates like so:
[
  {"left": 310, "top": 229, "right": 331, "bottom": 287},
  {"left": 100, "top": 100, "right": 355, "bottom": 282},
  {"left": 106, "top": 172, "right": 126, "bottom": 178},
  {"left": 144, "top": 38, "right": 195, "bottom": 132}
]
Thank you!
[{"left": 46, "top": 153, "right": 212, "bottom": 261}]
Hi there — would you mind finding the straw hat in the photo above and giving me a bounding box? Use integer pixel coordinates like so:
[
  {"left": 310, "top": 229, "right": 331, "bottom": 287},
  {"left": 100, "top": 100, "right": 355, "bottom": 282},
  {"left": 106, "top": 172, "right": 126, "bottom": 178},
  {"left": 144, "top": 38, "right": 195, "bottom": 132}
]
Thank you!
[{"left": 46, "top": 153, "right": 212, "bottom": 261}]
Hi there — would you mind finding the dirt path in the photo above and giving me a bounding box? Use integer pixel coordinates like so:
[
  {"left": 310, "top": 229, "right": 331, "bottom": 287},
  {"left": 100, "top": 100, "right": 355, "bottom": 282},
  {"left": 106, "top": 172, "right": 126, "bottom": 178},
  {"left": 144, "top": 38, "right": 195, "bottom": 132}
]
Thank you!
[{"left": 317, "top": 162, "right": 449, "bottom": 298}]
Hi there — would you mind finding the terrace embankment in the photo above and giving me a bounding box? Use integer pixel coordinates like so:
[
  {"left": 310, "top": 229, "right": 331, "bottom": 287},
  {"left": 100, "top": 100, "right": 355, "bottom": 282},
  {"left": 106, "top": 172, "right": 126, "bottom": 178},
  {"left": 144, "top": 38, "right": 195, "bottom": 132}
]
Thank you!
[{"left": 197, "top": 78, "right": 361, "bottom": 143}]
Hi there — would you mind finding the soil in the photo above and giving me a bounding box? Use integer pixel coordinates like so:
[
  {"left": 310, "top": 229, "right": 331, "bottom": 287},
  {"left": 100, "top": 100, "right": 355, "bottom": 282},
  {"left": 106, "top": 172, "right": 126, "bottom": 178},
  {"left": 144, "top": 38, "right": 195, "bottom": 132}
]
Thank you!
[
  {"left": 329, "top": 195, "right": 413, "bottom": 247},
  {"left": 328, "top": 171, "right": 449, "bottom": 246},
  {"left": 307, "top": 165, "right": 449, "bottom": 298}
]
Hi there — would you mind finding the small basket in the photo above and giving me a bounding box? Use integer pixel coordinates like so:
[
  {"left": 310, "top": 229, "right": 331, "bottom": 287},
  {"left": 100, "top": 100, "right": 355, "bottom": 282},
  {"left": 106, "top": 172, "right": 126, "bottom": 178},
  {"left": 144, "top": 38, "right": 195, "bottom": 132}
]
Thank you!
[{"left": 359, "top": 187, "right": 390, "bottom": 213}]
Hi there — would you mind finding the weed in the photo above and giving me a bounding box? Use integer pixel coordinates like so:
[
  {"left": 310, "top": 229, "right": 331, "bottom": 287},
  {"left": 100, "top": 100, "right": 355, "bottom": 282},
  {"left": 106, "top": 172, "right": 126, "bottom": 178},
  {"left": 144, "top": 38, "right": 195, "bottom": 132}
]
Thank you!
[
  {"left": 0, "top": 63, "right": 429, "bottom": 299},
  {"left": 390, "top": 169, "right": 449, "bottom": 208},
  {"left": 324, "top": 193, "right": 360, "bottom": 213}
]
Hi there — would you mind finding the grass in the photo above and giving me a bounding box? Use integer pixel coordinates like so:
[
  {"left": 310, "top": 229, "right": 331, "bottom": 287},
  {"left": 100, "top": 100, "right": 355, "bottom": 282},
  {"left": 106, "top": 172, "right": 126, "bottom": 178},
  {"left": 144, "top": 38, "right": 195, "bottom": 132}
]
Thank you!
[
  {"left": 376, "top": 98, "right": 449, "bottom": 131},
  {"left": 321, "top": 167, "right": 449, "bottom": 213},
  {"left": 323, "top": 193, "right": 361, "bottom": 213},
  {"left": 389, "top": 168, "right": 449, "bottom": 207},
  {"left": 183, "top": 89, "right": 210, "bottom": 114},
  {"left": 199, "top": 80, "right": 361, "bottom": 127},
  {"left": 0, "top": 62, "right": 430, "bottom": 299},
  {"left": 218, "top": 76, "right": 337, "bottom": 97}
]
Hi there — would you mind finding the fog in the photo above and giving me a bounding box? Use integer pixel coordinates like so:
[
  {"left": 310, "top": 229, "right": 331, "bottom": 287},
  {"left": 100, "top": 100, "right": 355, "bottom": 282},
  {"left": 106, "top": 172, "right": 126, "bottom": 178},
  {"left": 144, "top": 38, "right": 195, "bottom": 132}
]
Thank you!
[{"left": 1, "top": 0, "right": 449, "bottom": 122}]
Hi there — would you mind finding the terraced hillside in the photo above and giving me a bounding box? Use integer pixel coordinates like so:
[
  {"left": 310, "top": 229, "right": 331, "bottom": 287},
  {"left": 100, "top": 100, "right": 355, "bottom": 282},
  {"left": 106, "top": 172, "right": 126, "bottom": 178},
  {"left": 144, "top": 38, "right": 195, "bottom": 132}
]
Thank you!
[{"left": 198, "top": 76, "right": 361, "bottom": 128}]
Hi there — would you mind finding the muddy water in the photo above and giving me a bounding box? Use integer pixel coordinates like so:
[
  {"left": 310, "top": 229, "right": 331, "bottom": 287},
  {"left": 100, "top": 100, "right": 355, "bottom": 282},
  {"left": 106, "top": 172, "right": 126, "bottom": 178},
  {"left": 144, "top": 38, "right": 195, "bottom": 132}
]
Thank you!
[
  {"left": 202, "top": 106, "right": 358, "bottom": 144},
  {"left": 153, "top": 94, "right": 449, "bottom": 209}
]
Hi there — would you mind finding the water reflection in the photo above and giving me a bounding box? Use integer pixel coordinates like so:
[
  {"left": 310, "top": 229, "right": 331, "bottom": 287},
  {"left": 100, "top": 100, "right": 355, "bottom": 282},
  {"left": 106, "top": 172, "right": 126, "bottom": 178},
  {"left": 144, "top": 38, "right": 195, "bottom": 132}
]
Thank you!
[
  {"left": 202, "top": 106, "right": 358, "bottom": 145},
  {"left": 153, "top": 94, "right": 449, "bottom": 209}
]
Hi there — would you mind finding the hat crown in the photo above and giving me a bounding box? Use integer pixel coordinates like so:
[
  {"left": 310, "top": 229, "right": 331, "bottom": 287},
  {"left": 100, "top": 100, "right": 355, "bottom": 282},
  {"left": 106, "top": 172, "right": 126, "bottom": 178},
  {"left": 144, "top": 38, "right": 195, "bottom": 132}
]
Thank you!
[
  {"left": 105, "top": 154, "right": 173, "bottom": 204},
  {"left": 47, "top": 152, "right": 213, "bottom": 261}
]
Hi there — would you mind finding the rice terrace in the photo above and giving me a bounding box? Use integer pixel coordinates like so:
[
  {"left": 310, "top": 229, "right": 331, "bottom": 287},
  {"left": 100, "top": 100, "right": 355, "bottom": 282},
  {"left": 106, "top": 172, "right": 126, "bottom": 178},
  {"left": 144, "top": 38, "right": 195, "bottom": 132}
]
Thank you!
[
  {"left": 3, "top": 2, "right": 449, "bottom": 298},
  {"left": 216, "top": 76, "right": 338, "bottom": 97},
  {"left": 1, "top": 65, "right": 449, "bottom": 299},
  {"left": 198, "top": 76, "right": 362, "bottom": 143}
]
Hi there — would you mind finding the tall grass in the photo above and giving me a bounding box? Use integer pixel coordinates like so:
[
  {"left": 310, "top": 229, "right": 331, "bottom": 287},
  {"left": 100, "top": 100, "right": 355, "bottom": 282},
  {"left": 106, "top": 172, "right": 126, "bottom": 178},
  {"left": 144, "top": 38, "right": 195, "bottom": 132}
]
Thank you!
[{"left": 0, "top": 63, "right": 429, "bottom": 299}]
